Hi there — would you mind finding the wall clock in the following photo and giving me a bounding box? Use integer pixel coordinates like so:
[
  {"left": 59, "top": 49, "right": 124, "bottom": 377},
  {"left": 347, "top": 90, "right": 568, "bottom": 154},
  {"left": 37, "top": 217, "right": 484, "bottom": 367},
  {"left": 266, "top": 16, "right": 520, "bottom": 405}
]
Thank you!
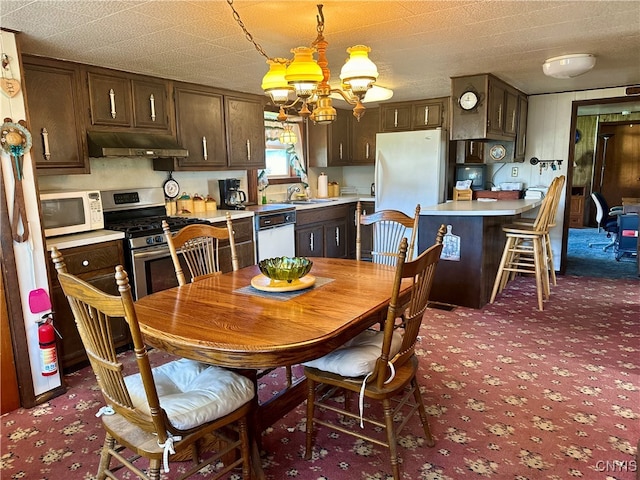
[
  {"left": 459, "top": 90, "right": 479, "bottom": 111},
  {"left": 489, "top": 144, "right": 506, "bottom": 161}
]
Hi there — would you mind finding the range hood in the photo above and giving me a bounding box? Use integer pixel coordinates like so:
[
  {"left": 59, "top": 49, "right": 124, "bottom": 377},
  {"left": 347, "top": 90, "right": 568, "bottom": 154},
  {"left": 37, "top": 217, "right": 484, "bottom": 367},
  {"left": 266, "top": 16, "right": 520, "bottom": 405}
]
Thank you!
[{"left": 87, "top": 131, "right": 189, "bottom": 158}]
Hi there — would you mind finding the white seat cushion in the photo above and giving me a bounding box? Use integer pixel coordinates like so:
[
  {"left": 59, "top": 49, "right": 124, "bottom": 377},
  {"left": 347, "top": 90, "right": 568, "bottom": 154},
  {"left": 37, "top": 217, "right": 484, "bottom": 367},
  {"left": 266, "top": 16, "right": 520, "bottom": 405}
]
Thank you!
[
  {"left": 125, "top": 358, "right": 254, "bottom": 430},
  {"left": 303, "top": 329, "right": 403, "bottom": 378}
]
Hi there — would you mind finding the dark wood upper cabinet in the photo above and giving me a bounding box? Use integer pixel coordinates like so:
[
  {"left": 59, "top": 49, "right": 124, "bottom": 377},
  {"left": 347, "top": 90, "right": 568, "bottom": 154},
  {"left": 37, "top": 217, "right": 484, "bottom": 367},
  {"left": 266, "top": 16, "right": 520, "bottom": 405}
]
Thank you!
[
  {"left": 131, "top": 78, "right": 172, "bottom": 131},
  {"left": 87, "top": 71, "right": 132, "bottom": 127},
  {"left": 451, "top": 73, "right": 526, "bottom": 144},
  {"left": 380, "top": 98, "right": 446, "bottom": 132},
  {"left": 225, "top": 95, "right": 266, "bottom": 169},
  {"left": 173, "top": 84, "right": 227, "bottom": 170},
  {"left": 308, "top": 109, "right": 351, "bottom": 167},
  {"left": 351, "top": 107, "right": 379, "bottom": 165},
  {"left": 22, "top": 56, "right": 89, "bottom": 175}
]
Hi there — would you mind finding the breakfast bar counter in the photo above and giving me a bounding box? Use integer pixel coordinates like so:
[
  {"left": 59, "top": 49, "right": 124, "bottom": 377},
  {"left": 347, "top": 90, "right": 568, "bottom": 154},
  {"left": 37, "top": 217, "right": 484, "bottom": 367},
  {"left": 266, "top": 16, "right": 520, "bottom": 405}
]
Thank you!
[{"left": 417, "top": 199, "right": 542, "bottom": 309}]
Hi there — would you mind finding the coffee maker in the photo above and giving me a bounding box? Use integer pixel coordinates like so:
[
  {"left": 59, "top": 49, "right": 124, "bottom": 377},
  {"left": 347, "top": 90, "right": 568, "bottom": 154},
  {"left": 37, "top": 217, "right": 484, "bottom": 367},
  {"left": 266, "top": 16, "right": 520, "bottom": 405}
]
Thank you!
[{"left": 219, "top": 178, "right": 247, "bottom": 210}]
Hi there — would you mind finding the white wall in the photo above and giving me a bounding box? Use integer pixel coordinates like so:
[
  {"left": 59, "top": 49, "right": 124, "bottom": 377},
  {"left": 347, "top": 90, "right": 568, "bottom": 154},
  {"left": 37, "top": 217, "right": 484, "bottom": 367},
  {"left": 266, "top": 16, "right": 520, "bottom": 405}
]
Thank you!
[
  {"left": 38, "top": 160, "right": 248, "bottom": 206},
  {"left": 499, "top": 86, "right": 628, "bottom": 269},
  {"left": 1, "top": 31, "right": 62, "bottom": 396}
]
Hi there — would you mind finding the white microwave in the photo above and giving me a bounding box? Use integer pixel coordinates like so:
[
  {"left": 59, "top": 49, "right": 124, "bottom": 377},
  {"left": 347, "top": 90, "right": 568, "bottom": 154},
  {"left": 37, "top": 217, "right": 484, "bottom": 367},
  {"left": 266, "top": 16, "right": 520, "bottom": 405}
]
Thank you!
[{"left": 39, "top": 190, "right": 104, "bottom": 237}]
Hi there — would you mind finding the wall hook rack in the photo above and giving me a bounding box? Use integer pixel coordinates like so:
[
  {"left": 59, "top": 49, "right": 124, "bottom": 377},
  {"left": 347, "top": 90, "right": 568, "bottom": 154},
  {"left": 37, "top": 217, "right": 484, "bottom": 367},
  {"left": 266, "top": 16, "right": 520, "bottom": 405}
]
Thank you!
[{"left": 530, "top": 157, "right": 563, "bottom": 172}]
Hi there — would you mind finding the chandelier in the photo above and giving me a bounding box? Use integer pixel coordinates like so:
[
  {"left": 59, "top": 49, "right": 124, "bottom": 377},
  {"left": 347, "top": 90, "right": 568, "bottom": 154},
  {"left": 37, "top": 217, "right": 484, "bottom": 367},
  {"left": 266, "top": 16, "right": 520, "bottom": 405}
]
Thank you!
[{"left": 227, "top": 1, "right": 380, "bottom": 124}]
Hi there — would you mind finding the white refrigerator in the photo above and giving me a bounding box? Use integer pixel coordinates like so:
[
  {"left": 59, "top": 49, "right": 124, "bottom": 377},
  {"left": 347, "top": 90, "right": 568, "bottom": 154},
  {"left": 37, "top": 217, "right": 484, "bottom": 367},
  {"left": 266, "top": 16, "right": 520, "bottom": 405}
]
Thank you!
[{"left": 374, "top": 129, "right": 447, "bottom": 216}]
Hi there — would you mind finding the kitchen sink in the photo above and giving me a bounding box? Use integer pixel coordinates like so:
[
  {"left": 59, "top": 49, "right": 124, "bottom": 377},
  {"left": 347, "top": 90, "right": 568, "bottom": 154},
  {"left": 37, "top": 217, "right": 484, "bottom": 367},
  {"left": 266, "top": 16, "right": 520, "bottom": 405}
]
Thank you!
[{"left": 285, "top": 198, "right": 338, "bottom": 204}]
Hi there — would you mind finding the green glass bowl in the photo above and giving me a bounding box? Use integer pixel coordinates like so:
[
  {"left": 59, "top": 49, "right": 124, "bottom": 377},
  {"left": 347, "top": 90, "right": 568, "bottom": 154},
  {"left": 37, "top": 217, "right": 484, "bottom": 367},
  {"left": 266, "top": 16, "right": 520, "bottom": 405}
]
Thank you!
[{"left": 258, "top": 257, "right": 313, "bottom": 283}]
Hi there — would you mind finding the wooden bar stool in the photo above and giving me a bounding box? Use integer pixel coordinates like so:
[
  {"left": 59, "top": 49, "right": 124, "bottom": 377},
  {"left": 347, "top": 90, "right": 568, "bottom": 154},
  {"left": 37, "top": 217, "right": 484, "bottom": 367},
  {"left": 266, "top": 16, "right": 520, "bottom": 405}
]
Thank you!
[
  {"left": 512, "top": 175, "right": 565, "bottom": 286},
  {"left": 490, "top": 176, "right": 563, "bottom": 310}
]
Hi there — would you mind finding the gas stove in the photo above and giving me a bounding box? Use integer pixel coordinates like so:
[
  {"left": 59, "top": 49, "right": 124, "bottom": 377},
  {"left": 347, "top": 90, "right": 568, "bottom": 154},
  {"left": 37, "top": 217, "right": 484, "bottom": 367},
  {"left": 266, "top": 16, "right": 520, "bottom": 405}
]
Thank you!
[{"left": 101, "top": 187, "right": 210, "bottom": 249}]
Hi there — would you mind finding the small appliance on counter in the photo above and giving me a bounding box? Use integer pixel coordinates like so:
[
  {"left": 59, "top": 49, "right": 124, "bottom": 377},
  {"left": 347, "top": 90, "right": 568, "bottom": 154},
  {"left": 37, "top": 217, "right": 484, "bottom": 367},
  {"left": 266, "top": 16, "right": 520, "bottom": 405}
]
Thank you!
[{"left": 218, "top": 178, "right": 247, "bottom": 210}]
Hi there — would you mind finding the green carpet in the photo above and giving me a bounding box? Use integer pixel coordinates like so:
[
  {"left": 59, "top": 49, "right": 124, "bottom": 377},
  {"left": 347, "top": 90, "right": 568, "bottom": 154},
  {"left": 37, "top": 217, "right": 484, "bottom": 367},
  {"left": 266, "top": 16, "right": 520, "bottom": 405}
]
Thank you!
[{"left": 565, "top": 227, "right": 638, "bottom": 279}]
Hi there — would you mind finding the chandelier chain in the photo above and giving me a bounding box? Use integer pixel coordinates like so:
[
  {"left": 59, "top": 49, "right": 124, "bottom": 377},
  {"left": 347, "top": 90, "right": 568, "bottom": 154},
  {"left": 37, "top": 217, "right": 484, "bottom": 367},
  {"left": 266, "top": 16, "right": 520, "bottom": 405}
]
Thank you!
[{"left": 226, "top": 0, "right": 271, "bottom": 61}]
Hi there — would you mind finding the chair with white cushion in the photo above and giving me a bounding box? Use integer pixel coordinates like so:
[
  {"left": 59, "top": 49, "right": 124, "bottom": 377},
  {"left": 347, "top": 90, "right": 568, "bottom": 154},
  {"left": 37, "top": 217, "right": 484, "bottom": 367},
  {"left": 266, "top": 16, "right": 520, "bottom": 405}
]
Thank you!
[
  {"left": 51, "top": 247, "right": 254, "bottom": 480},
  {"left": 304, "top": 228, "right": 444, "bottom": 480}
]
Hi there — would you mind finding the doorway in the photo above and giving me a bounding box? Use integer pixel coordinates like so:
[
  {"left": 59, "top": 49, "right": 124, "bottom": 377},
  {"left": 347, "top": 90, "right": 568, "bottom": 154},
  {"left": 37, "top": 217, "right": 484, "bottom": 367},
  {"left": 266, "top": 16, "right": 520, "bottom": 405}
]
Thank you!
[{"left": 563, "top": 96, "right": 640, "bottom": 277}]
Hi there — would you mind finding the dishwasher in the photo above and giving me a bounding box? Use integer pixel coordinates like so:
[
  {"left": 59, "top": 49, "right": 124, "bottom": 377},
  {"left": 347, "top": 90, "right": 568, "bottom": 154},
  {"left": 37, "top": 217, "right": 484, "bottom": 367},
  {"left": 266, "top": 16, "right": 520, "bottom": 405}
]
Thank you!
[{"left": 254, "top": 207, "right": 297, "bottom": 261}]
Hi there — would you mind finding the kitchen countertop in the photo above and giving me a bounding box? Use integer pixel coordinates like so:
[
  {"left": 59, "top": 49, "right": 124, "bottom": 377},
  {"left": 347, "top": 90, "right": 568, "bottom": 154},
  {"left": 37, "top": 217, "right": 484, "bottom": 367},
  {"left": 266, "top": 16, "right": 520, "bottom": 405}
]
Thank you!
[
  {"left": 420, "top": 199, "right": 542, "bottom": 216},
  {"left": 46, "top": 229, "right": 125, "bottom": 250}
]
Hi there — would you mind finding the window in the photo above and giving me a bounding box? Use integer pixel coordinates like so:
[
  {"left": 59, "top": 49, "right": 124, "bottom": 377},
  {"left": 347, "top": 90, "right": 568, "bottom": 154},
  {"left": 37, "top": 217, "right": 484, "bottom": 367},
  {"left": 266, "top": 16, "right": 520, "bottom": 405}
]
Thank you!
[{"left": 264, "top": 112, "right": 306, "bottom": 184}]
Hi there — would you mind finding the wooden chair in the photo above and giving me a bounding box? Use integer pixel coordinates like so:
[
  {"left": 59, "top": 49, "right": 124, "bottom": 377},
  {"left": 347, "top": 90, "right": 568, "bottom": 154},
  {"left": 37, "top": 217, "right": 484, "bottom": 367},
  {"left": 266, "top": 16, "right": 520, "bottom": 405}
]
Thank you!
[
  {"left": 163, "top": 212, "right": 238, "bottom": 285},
  {"left": 356, "top": 202, "right": 421, "bottom": 264},
  {"left": 490, "top": 175, "right": 564, "bottom": 310},
  {"left": 51, "top": 247, "right": 254, "bottom": 480},
  {"left": 304, "top": 227, "right": 445, "bottom": 480}
]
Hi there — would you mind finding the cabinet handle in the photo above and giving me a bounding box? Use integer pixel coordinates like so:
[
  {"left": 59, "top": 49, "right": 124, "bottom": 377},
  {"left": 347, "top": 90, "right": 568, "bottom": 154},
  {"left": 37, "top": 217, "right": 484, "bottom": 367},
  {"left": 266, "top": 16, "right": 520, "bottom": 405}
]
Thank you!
[
  {"left": 335, "top": 227, "right": 340, "bottom": 246},
  {"left": 82, "top": 260, "right": 89, "bottom": 267},
  {"left": 41, "top": 128, "right": 50, "bottom": 161},
  {"left": 498, "top": 104, "right": 503, "bottom": 128},
  {"left": 109, "top": 88, "right": 116, "bottom": 119},
  {"left": 309, "top": 232, "right": 314, "bottom": 251},
  {"left": 149, "top": 94, "right": 156, "bottom": 122},
  {"left": 365, "top": 142, "right": 370, "bottom": 159},
  {"left": 202, "top": 136, "right": 208, "bottom": 161},
  {"left": 339, "top": 143, "right": 343, "bottom": 160},
  {"left": 424, "top": 105, "right": 429, "bottom": 125},
  {"left": 394, "top": 108, "right": 398, "bottom": 127},
  {"left": 511, "top": 111, "right": 516, "bottom": 132},
  {"left": 246, "top": 139, "right": 251, "bottom": 161}
]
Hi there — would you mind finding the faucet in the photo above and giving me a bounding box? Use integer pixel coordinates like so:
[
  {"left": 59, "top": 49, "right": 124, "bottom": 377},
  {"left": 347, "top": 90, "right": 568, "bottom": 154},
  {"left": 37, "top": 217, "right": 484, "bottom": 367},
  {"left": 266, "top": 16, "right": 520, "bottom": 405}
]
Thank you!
[{"left": 286, "top": 184, "right": 302, "bottom": 201}]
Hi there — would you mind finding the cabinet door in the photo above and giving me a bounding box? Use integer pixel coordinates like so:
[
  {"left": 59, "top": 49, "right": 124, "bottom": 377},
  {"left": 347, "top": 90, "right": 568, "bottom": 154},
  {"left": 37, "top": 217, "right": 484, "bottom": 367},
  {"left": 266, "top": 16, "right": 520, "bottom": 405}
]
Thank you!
[
  {"left": 132, "top": 78, "right": 171, "bottom": 131},
  {"left": 351, "top": 108, "right": 378, "bottom": 164},
  {"left": 324, "top": 218, "right": 348, "bottom": 258},
  {"left": 296, "top": 224, "right": 324, "bottom": 257},
  {"left": 225, "top": 96, "right": 266, "bottom": 169},
  {"left": 464, "top": 140, "right": 485, "bottom": 163},
  {"left": 87, "top": 71, "right": 132, "bottom": 127},
  {"left": 514, "top": 94, "right": 528, "bottom": 162},
  {"left": 412, "top": 100, "right": 443, "bottom": 129},
  {"left": 330, "top": 112, "right": 350, "bottom": 165},
  {"left": 358, "top": 201, "right": 375, "bottom": 260},
  {"left": 503, "top": 89, "right": 518, "bottom": 136},
  {"left": 381, "top": 104, "right": 411, "bottom": 131},
  {"left": 487, "top": 81, "right": 506, "bottom": 135},
  {"left": 22, "top": 58, "right": 88, "bottom": 174},
  {"left": 174, "top": 86, "right": 226, "bottom": 169}
]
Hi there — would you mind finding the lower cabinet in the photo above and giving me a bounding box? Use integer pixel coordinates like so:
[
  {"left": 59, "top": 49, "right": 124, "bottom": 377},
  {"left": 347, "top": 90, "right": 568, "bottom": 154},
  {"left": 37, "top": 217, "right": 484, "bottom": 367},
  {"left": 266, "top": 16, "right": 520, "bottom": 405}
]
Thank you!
[
  {"left": 295, "top": 204, "right": 352, "bottom": 258},
  {"left": 47, "top": 240, "right": 130, "bottom": 372},
  {"left": 216, "top": 216, "right": 255, "bottom": 270},
  {"left": 357, "top": 201, "right": 375, "bottom": 260}
]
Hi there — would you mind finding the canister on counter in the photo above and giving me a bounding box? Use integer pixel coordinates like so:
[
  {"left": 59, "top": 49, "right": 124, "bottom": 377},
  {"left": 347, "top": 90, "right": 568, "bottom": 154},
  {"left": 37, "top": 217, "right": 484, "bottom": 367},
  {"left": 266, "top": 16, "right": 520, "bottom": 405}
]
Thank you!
[
  {"left": 165, "top": 200, "right": 177, "bottom": 216},
  {"left": 205, "top": 195, "right": 217, "bottom": 212},
  {"left": 193, "top": 193, "right": 206, "bottom": 213},
  {"left": 176, "top": 192, "right": 194, "bottom": 213}
]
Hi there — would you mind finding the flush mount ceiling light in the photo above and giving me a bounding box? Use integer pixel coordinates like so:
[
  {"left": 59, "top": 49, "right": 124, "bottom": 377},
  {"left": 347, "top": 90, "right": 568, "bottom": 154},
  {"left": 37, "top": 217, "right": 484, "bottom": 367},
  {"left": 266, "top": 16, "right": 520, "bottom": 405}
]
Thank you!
[
  {"left": 542, "top": 54, "right": 596, "bottom": 79},
  {"left": 228, "top": 1, "right": 387, "bottom": 124}
]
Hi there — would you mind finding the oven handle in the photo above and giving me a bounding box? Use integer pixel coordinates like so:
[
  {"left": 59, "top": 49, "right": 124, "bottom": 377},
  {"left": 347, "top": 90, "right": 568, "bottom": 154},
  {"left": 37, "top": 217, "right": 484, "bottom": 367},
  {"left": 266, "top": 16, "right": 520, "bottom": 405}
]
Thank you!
[{"left": 132, "top": 246, "right": 170, "bottom": 261}]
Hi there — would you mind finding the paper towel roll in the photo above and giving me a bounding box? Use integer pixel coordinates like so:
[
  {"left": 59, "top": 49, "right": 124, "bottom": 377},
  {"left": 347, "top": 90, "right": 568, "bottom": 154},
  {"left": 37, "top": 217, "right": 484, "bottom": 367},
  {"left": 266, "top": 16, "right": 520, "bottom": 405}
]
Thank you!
[{"left": 317, "top": 173, "right": 328, "bottom": 198}]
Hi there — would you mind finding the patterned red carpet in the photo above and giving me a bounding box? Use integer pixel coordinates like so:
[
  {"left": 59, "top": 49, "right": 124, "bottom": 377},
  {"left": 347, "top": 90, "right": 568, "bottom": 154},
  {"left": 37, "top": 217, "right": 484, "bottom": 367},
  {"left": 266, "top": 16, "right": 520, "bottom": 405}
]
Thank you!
[{"left": 2, "top": 275, "right": 639, "bottom": 479}]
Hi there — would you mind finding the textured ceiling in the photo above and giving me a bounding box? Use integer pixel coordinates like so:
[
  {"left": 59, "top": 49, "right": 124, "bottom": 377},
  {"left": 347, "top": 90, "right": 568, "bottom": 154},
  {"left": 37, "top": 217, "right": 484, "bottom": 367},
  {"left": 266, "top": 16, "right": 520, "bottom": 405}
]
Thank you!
[{"left": 2, "top": 0, "right": 640, "bottom": 106}]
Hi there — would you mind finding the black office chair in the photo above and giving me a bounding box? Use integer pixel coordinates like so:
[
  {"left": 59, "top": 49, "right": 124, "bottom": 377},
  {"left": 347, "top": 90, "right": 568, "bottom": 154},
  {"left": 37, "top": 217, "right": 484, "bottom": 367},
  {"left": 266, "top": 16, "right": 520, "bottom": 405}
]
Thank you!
[{"left": 588, "top": 192, "right": 622, "bottom": 251}]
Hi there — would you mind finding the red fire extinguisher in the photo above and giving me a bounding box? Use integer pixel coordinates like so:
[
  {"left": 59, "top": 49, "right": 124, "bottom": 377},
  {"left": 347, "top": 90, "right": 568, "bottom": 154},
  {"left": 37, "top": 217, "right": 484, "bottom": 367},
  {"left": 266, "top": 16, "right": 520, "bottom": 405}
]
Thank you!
[{"left": 38, "top": 314, "right": 58, "bottom": 376}]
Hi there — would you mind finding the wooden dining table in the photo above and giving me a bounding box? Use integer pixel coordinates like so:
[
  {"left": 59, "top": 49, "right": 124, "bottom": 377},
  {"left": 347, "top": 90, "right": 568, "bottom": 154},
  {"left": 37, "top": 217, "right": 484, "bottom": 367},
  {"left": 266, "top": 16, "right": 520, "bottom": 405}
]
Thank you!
[{"left": 134, "top": 257, "right": 407, "bottom": 478}]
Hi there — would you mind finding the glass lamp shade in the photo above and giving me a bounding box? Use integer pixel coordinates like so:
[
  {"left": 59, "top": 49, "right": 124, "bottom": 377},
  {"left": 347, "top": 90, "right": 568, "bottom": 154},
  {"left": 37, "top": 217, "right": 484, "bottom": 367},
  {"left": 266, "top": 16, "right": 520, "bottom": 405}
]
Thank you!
[
  {"left": 340, "top": 45, "right": 378, "bottom": 95},
  {"left": 285, "top": 47, "right": 323, "bottom": 98},
  {"left": 262, "top": 59, "right": 293, "bottom": 104},
  {"left": 278, "top": 125, "right": 297, "bottom": 145}
]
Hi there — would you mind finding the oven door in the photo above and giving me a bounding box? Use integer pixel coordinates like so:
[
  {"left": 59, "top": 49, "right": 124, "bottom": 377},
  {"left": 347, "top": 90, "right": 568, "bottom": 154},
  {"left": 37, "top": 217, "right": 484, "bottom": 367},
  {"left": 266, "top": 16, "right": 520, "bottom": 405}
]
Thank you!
[{"left": 130, "top": 245, "right": 187, "bottom": 299}]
